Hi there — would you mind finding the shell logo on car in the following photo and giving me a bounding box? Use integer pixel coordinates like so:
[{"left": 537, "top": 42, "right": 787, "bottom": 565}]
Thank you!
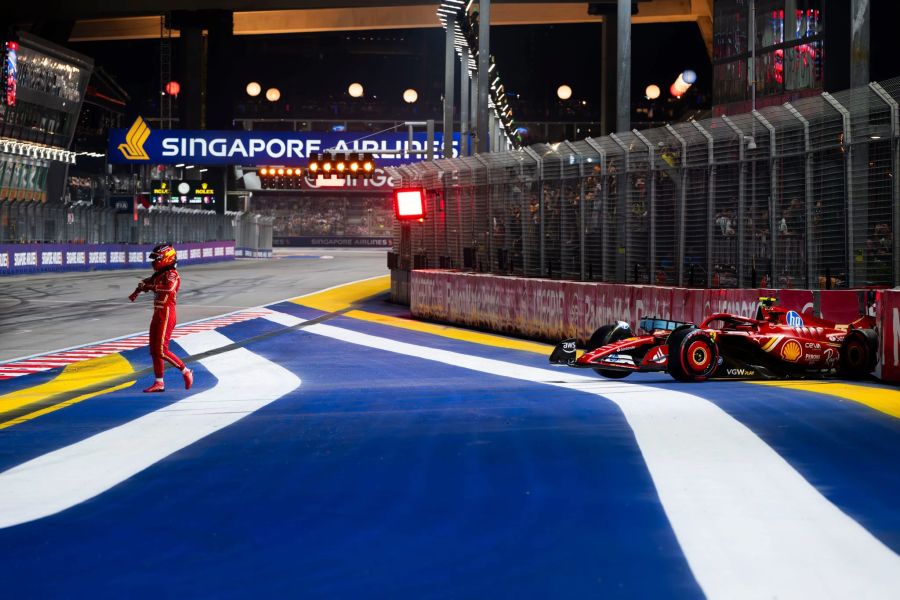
[{"left": 781, "top": 339, "right": 803, "bottom": 362}]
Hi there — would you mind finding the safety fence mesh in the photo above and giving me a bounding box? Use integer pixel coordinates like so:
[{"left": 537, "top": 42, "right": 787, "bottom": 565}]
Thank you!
[
  {"left": 389, "top": 77, "right": 900, "bottom": 289},
  {"left": 0, "top": 200, "right": 273, "bottom": 252}
]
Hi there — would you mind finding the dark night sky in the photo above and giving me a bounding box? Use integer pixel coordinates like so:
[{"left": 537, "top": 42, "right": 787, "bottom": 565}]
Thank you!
[{"left": 70, "top": 20, "right": 712, "bottom": 124}]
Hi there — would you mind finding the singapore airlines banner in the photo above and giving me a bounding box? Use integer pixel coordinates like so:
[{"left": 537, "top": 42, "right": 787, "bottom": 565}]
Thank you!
[{"left": 109, "top": 117, "right": 458, "bottom": 166}]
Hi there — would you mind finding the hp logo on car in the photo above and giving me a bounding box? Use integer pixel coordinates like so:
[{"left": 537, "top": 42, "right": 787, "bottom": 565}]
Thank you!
[{"left": 786, "top": 310, "right": 804, "bottom": 328}]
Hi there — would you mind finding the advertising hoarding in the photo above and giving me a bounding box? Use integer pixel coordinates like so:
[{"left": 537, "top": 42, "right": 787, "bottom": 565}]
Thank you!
[
  {"left": 1, "top": 41, "right": 17, "bottom": 107},
  {"left": 109, "top": 116, "right": 458, "bottom": 166}
]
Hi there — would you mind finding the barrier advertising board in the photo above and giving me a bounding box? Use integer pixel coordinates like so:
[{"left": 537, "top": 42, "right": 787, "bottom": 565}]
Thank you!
[
  {"left": 273, "top": 236, "right": 392, "bottom": 248},
  {"left": 0, "top": 241, "right": 235, "bottom": 276},
  {"left": 109, "top": 116, "right": 459, "bottom": 167}
]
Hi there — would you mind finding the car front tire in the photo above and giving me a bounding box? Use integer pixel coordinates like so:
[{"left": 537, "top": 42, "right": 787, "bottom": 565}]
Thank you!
[{"left": 667, "top": 327, "right": 719, "bottom": 382}]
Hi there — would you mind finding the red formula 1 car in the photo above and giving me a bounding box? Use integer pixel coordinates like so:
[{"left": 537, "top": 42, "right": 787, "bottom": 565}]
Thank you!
[{"left": 549, "top": 297, "right": 879, "bottom": 382}]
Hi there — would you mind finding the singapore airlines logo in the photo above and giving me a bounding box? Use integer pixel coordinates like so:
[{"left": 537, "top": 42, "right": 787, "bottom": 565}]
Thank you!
[{"left": 118, "top": 116, "right": 151, "bottom": 160}]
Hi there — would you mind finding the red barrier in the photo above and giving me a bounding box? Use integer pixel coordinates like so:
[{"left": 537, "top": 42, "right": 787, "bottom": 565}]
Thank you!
[
  {"left": 777, "top": 290, "right": 815, "bottom": 315},
  {"left": 819, "top": 290, "right": 863, "bottom": 324},
  {"left": 409, "top": 270, "right": 897, "bottom": 383},
  {"left": 877, "top": 291, "right": 900, "bottom": 382}
]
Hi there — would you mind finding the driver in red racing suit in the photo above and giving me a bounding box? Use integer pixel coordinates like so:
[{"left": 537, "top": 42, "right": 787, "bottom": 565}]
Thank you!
[{"left": 129, "top": 243, "right": 193, "bottom": 393}]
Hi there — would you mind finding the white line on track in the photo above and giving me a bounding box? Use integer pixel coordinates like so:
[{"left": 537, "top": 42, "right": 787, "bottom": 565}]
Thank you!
[
  {"left": 0, "top": 273, "right": 386, "bottom": 365},
  {"left": 0, "top": 330, "right": 301, "bottom": 529},
  {"left": 262, "top": 310, "right": 900, "bottom": 600},
  {"left": 17, "top": 299, "right": 259, "bottom": 309}
]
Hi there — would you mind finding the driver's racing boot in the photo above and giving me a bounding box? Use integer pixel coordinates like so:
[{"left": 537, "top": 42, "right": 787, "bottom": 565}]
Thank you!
[{"left": 143, "top": 381, "right": 166, "bottom": 393}]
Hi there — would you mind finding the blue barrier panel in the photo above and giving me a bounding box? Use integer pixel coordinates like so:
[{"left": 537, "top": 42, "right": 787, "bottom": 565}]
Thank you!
[
  {"left": 0, "top": 242, "right": 236, "bottom": 276},
  {"left": 235, "top": 248, "right": 273, "bottom": 258}
]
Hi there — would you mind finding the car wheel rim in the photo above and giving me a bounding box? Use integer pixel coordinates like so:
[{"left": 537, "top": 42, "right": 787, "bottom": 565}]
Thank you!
[{"left": 686, "top": 340, "right": 711, "bottom": 371}]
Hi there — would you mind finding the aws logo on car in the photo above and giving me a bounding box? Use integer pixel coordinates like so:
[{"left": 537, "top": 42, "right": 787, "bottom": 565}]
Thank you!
[
  {"left": 118, "top": 116, "right": 151, "bottom": 161},
  {"left": 781, "top": 339, "right": 803, "bottom": 362}
]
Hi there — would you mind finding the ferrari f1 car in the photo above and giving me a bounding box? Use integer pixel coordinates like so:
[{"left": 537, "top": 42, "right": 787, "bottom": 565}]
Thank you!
[{"left": 549, "top": 297, "right": 878, "bottom": 382}]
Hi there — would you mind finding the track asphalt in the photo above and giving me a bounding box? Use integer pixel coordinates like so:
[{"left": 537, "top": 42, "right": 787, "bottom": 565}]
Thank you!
[{"left": 0, "top": 275, "right": 898, "bottom": 599}]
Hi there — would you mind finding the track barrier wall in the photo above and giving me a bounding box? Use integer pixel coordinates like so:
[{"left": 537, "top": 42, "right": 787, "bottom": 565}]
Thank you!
[
  {"left": 410, "top": 270, "right": 899, "bottom": 383},
  {"left": 878, "top": 290, "right": 900, "bottom": 382},
  {"left": 0, "top": 241, "right": 235, "bottom": 276}
]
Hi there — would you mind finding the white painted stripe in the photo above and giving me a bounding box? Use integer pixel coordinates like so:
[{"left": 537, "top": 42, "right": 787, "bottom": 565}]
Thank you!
[
  {"left": 0, "top": 330, "right": 301, "bottom": 529},
  {"left": 0, "top": 275, "right": 363, "bottom": 366},
  {"left": 0, "top": 307, "right": 269, "bottom": 364},
  {"left": 96, "top": 345, "right": 141, "bottom": 350},
  {"left": 263, "top": 311, "right": 900, "bottom": 600},
  {"left": 15, "top": 358, "right": 73, "bottom": 363}
]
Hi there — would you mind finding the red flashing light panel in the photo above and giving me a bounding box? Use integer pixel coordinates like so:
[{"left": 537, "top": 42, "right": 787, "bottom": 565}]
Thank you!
[{"left": 394, "top": 188, "right": 426, "bottom": 221}]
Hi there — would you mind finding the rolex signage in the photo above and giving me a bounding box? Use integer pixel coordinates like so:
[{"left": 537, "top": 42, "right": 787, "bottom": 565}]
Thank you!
[
  {"left": 152, "top": 180, "right": 170, "bottom": 196},
  {"left": 150, "top": 180, "right": 218, "bottom": 209}
]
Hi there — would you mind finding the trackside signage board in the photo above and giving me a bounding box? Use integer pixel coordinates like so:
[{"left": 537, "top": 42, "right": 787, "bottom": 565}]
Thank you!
[{"left": 109, "top": 116, "right": 459, "bottom": 166}]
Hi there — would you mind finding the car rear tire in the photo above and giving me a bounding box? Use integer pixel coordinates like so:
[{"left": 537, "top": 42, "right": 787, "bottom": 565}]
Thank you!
[
  {"left": 588, "top": 323, "right": 633, "bottom": 379},
  {"left": 839, "top": 329, "right": 878, "bottom": 379},
  {"left": 667, "top": 327, "right": 719, "bottom": 382}
]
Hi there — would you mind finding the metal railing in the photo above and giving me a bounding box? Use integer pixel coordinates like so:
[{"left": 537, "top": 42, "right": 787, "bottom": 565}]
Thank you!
[
  {"left": 0, "top": 199, "right": 268, "bottom": 249},
  {"left": 388, "top": 77, "right": 900, "bottom": 289},
  {"left": 233, "top": 211, "right": 275, "bottom": 257}
]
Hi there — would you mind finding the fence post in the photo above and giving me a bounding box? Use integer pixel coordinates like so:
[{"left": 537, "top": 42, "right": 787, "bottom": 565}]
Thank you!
[
  {"left": 632, "top": 129, "right": 656, "bottom": 284},
  {"left": 722, "top": 115, "right": 746, "bottom": 287},
  {"left": 869, "top": 82, "right": 900, "bottom": 287},
  {"left": 610, "top": 133, "right": 630, "bottom": 282},
  {"left": 784, "top": 102, "right": 813, "bottom": 288},
  {"left": 475, "top": 154, "right": 492, "bottom": 270},
  {"left": 822, "top": 91, "right": 854, "bottom": 288},
  {"left": 436, "top": 162, "right": 452, "bottom": 266},
  {"left": 563, "top": 141, "right": 587, "bottom": 280},
  {"left": 665, "top": 124, "right": 688, "bottom": 286},
  {"left": 585, "top": 137, "right": 608, "bottom": 282},
  {"left": 754, "top": 110, "right": 777, "bottom": 287},
  {"left": 692, "top": 121, "right": 715, "bottom": 287},
  {"left": 524, "top": 147, "right": 544, "bottom": 276}
]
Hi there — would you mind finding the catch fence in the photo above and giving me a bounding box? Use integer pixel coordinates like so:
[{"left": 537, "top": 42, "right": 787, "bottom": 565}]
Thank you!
[
  {"left": 388, "top": 78, "right": 900, "bottom": 289},
  {"left": 0, "top": 199, "right": 273, "bottom": 256}
]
